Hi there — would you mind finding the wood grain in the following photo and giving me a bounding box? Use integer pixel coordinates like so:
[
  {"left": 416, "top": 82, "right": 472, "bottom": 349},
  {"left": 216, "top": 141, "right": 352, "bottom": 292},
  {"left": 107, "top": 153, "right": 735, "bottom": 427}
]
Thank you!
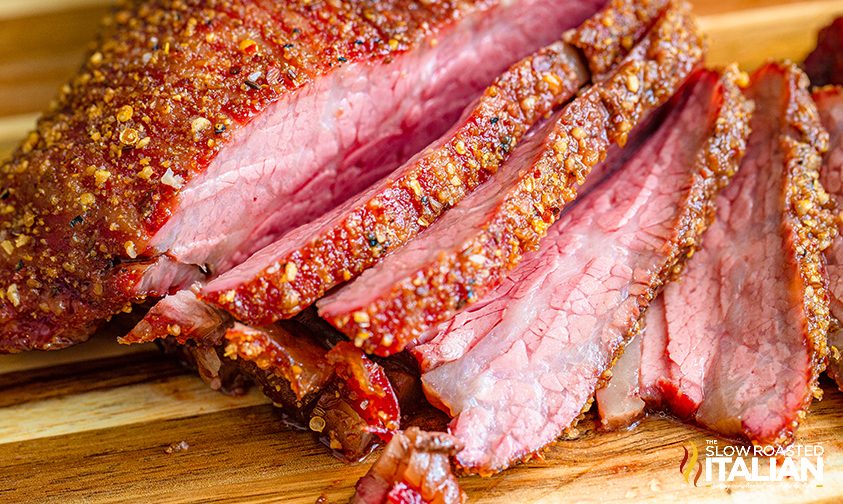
[
  {"left": 0, "top": 337, "right": 840, "bottom": 504},
  {"left": 1, "top": 0, "right": 843, "bottom": 503}
]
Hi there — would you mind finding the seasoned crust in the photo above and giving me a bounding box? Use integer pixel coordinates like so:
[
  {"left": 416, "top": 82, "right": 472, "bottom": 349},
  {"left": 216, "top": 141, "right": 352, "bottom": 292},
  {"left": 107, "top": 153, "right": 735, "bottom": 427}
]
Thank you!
[
  {"left": 566, "top": 0, "right": 669, "bottom": 77},
  {"left": 772, "top": 62, "right": 837, "bottom": 445}
]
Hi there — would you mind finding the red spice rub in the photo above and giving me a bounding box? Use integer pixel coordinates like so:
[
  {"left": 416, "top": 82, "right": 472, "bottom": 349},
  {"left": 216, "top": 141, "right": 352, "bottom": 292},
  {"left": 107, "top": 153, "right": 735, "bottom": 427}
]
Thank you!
[
  {"left": 320, "top": 2, "right": 704, "bottom": 356},
  {"left": 0, "top": 0, "right": 509, "bottom": 352},
  {"left": 567, "top": 0, "right": 669, "bottom": 76}
]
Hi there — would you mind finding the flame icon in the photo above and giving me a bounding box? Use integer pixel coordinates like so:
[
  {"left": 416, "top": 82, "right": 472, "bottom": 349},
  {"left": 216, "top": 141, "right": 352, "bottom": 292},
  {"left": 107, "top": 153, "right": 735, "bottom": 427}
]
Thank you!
[{"left": 679, "top": 442, "right": 702, "bottom": 487}]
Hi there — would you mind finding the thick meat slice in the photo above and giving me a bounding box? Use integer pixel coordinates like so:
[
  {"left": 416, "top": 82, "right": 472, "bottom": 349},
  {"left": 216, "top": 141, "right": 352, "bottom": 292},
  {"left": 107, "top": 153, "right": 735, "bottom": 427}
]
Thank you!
[
  {"left": 415, "top": 68, "right": 751, "bottom": 473},
  {"left": 805, "top": 17, "right": 843, "bottom": 86},
  {"left": 813, "top": 87, "right": 843, "bottom": 390},
  {"left": 199, "top": 0, "right": 672, "bottom": 326},
  {"left": 351, "top": 427, "right": 465, "bottom": 504},
  {"left": 647, "top": 63, "right": 836, "bottom": 446},
  {"left": 0, "top": 0, "right": 606, "bottom": 353},
  {"left": 319, "top": 2, "right": 704, "bottom": 356}
]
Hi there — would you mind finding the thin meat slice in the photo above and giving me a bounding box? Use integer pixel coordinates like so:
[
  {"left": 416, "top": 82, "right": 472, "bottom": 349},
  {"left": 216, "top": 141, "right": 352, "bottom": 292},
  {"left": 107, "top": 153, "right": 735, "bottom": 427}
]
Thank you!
[
  {"left": 200, "top": 0, "right": 672, "bottom": 326},
  {"left": 813, "top": 86, "right": 843, "bottom": 390},
  {"left": 595, "top": 296, "right": 668, "bottom": 430},
  {"left": 416, "top": 67, "right": 752, "bottom": 473},
  {"left": 351, "top": 427, "right": 465, "bottom": 504},
  {"left": 150, "top": 310, "right": 402, "bottom": 460},
  {"left": 653, "top": 63, "right": 836, "bottom": 446},
  {"left": 123, "top": 289, "right": 230, "bottom": 346},
  {"left": 319, "top": 2, "right": 704, "bottom": 356},
  {"left": 406, "top": 103, "right": 674, "bottom": 372},
  {"left": 805, "top": 17, "right": 843, "bottom": 86},
  {"left": 0, "top": 0, "right": 606, "bottom": 353},
  {"left": 637, "top": 296, "right": 669, "bottom": 406},
  {"left": 595, "top": 326, "right": 646, "bottom": 430}
]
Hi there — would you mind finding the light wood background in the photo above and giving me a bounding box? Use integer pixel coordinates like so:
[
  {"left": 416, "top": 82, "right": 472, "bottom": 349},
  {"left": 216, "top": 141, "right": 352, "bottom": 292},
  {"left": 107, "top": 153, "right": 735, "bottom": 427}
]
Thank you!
[{"left": 1, "top": 1, "right": 843, "bottom": 503}]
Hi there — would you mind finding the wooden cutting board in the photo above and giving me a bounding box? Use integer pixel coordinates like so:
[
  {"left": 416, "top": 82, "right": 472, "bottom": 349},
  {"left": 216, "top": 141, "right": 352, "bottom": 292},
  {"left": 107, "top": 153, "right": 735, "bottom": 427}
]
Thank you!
[{"left": 2, "top": 1, "right": 843, "bottom": 502}]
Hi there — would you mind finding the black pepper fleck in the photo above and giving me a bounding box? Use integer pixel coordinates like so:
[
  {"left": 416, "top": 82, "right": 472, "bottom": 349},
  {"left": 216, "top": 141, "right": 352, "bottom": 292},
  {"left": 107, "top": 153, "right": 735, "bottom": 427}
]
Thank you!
[{"left": 500, "top": 135, "right": 512, "bottom": 152}]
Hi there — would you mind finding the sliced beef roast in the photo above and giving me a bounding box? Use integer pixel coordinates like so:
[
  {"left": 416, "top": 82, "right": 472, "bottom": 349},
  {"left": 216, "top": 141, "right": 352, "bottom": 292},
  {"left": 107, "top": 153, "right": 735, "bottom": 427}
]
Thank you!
[
  {"left": 201, "top": 40, "right": 590, "bottom": 324},
  {"left": 813, "top": 86, "right": 843, "bottom": 391},
  {"left": 351, "top": 427, "right": 465, "bottom": 504},
  {"left": 0, "top": 0, "right": 607, "bottom": 353},
  {"left": 197, "top": 0, "right": 671, "bottom": 326},
  {"left": 805, "top": 17, "right": 843, "bottom": 86},
  {"left": 125, "top": 0, "right": 672, "bottom": 347},
  {"left": 605, "top": 63, "right": 837, "bottom": 446},
  {"left": 319, "top": 2, "right": 704, "bottom": 356},
  {"left": 414, "top": 67, "right": 751, "bottom": 473}
]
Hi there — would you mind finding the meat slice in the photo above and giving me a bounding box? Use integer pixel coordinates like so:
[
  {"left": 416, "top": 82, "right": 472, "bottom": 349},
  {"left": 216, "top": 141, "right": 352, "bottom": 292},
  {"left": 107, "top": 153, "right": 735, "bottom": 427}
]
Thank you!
[
  {"left": 415, "top": 67, "right": 752, "bottom": 473},
  {"left": 351, "top": 427, "right": 465, "bottom": 504},
  {"left": 124, "top": 289, "right": 230, "bottom": 346},
  {"left": 641, "top": 63, "right": 837, "bottom": 446},
  {"left": 223, "top": 323, "right": 333, "bottom": 402},
  {"left": 805, "top": 17, "right": 843, "bottom": 86},
  {"left": 318, "top": 2, "right": 704, "bottom": 356},
  {"left": 214, "top": 321, "right": 402, "bottom": 460},
  {"left": 0, "top": 0, "right": 606, "bottom": 353},
  {"left": 594, "top": 296, "right": 671, "bottom": 430},
  {"left": 594, "top": 325, "right": 646, "bottom": 430},
  {"left": 813, "top": 87, "right": 843, "bottom": 390}
]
